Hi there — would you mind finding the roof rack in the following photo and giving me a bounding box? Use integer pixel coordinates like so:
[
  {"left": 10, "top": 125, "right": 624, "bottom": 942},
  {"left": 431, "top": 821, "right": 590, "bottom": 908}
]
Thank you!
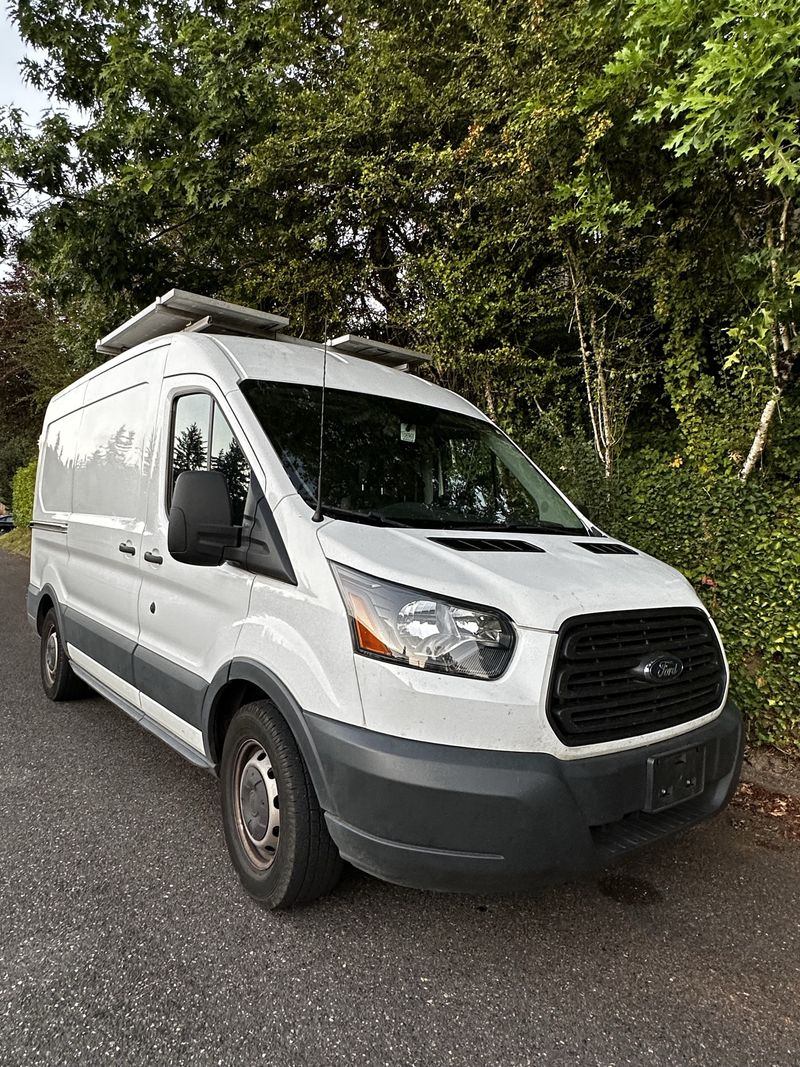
[
  {"left": 328, "top": 334, "right": 430, "bottom": 367},
  {"left": 96, "top": 289, "right": 290, "bottom": 357},
  {"left": 95, "top": 289, "right": 433, "bottom": 369}
]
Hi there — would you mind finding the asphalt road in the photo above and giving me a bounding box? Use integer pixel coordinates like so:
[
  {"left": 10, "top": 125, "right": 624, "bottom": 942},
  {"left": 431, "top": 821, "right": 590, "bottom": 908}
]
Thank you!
[{"left": 1, "top": 551, "right": 798, "bottom": 1067}]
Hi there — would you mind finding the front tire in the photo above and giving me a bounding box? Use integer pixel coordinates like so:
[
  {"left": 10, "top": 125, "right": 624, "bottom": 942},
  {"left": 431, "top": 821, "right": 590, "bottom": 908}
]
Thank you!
[
  {"left": 40, "top": 608, "right": 86, "bottom": 701},
  {"left": 220, "top": 700, "right": 342, "bottom": 909}
]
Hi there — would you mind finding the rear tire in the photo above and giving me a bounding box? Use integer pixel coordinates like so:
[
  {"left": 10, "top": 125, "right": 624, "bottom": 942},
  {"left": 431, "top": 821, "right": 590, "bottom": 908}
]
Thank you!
[
  {"left": 40, "top": 608, "right": 86, "bottom": 701},
  {"left": 220, "top": 699, "right": 342, "bottom": 909}
]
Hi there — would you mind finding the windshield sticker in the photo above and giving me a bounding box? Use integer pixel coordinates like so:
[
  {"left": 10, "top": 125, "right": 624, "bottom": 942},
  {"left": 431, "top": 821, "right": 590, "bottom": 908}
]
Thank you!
[{"left": 400, "top": 423, "right": 417, "bottom": 443}]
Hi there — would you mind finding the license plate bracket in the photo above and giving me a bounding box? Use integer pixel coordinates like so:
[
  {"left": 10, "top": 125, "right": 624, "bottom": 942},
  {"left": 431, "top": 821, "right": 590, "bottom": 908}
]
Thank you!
[{"left": 645, "top": 743, "right": 706, "bottom": 813}]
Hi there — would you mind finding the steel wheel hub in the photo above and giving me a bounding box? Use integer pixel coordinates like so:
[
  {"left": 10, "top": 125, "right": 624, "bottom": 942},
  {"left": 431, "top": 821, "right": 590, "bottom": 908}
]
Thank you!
[
  {"left": 44, "top": 631, "right": 58, "bottom": 684},
  {"left": 234, "top": 740, "right": 280, "bottom": 869}
]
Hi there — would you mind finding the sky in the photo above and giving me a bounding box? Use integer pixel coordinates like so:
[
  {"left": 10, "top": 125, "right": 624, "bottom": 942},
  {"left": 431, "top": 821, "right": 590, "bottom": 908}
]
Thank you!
[
  {"left": 0, "top": 10, "right": 68, "bottom": 275},
  {"left": 0, "top": 9, "right": 53, "bottom": 117}
]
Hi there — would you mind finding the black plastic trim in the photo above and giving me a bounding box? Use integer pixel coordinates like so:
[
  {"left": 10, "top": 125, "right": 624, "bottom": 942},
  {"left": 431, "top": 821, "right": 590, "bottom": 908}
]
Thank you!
[
  {"left": 27, "top": 583, "right": 41, "bottom": 629},
  {"left": 30, "top": 520, "right": 68, "bottom": 534},
  {"left": 226, "top": 480, "right": 297, "bottom": 585},
  {"left": 27, "top": 582, "right": 67, "bottom": 635},
  {"left": 575, "top": 541, "right": 638, "bottom": 555},
  {"left": 307, "top": 699, "right": 743, "bottom": 892},
  {"left": 63, "top": 607, "right": 137, "bottom": 686},
  {"left": 201, "top": 658, "right": 333, "bottom": 806},
  {"left": 133, "top": 646, "right": 207, "bottom": 730}
]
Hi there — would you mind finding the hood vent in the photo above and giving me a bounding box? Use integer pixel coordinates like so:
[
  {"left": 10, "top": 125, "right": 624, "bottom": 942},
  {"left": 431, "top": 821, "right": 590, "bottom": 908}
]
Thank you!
[
  {"left": 577, "top": 542, "right": 638, "bottom": 555},
  {"left": 430, "top": 537, "right": 544, "bottom": 553}
]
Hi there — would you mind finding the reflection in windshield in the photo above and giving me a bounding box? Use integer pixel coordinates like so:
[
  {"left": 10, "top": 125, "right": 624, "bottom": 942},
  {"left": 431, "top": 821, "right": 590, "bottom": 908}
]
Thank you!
[{"left": 241, "top": 381, "right": 586, "bottom": 533}]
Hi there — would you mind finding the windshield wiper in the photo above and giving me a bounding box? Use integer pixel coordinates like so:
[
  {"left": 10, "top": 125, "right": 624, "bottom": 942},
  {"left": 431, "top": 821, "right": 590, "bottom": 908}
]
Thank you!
[
  {"left": 318, "top": 505, "right": 410, "bottom": 528},
  {"left": 422, "top": 519, "right": 587, "bottom": 535},
  {"left": 492, "top": 521, "right": 588, "bottom": 535}
]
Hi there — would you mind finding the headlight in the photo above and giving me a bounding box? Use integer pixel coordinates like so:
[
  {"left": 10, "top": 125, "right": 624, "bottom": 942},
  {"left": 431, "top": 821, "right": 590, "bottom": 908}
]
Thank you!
[{"left": 331, "top": 563, "right": 515, "bottom": 680}]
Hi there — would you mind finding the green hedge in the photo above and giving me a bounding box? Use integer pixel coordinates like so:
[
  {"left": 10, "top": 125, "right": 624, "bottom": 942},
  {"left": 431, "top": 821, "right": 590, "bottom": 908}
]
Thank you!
[
  {"left": 609, "top": 457, "right": 800, "bottom": 749},
  {"left": 12, "top": 460, "right": 37, "bottom": 529}
]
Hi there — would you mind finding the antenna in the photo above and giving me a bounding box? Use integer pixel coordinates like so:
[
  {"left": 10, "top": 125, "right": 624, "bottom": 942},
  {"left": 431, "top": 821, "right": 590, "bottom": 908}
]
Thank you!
[{"left": 312, "top": 323, "right": 329, "bottom": 523}]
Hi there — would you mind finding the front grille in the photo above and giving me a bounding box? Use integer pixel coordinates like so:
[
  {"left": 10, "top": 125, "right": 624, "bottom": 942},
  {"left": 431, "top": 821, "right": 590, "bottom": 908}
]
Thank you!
[{"left": 547, "top": 608, "right": 726, "bottom": 745}]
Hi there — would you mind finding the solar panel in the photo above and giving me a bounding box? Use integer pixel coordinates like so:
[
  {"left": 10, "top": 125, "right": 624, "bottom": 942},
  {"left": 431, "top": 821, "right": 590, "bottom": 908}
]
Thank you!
[
  {"left": 95, "top": 289, "right": 290, "bottom": 357},
  {"left": 328, "top": 334, "right": 431, "bottom": 366}
]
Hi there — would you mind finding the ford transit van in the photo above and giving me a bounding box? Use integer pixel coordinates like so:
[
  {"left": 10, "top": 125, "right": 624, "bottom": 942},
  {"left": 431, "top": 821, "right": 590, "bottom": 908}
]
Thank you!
[{"left": 27, "top": 290, "right": 743, "bottom": 908}]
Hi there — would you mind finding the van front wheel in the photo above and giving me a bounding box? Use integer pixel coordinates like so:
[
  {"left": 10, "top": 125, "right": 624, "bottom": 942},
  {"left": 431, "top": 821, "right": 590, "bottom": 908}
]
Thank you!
[
  {"left": 220, "top": 700, "right": 342, "bottom": 909},
  {"left": 40, "top": 609, "right": 86, "bottom": 701}
]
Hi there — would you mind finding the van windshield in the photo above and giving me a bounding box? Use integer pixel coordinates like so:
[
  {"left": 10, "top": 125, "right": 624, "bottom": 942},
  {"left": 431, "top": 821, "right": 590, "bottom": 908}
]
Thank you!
[{"left": 241, "top": 380, "right": 587, "bottom": 533}]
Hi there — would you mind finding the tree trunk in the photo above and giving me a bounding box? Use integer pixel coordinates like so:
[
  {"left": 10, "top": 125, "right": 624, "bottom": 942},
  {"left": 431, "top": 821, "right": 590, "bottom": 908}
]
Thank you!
[
  {"left": 567, "top": 254, "right": 612, "bottom": 475},
  {"left": 740, "top": 391, "right": 782, "bottom": 481},
  {"left": 739, "top": 193, "right": 795, "bottom": 481},
  {"left": 483, "top": 382, "right": 498, "bottom": 421}
]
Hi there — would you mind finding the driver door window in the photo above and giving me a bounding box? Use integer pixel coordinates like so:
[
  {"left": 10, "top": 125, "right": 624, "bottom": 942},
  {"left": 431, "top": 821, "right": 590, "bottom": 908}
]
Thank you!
[{"left": 170, "top": 393, "right": 251, "bottom": 524}]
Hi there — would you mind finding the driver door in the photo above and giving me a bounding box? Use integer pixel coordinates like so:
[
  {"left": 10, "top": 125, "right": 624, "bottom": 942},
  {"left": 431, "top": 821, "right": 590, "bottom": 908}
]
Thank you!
[{"left": 134, "top": 377, "right": 255, "bottom": 757}]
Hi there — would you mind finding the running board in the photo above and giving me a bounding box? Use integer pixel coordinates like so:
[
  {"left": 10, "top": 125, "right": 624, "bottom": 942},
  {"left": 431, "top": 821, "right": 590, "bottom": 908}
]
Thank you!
[{"left": 70, "top": 662, "right": 215, "bottom": 772}]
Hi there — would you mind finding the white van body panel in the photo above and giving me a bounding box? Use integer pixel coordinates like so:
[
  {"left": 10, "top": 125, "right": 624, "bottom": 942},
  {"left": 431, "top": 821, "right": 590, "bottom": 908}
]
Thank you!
[
  {"left": 236, "top": 495, "right": 365, "bottom": 727},
  {"left": 31, "top": 383, "right": 87, "bottom": 603}
]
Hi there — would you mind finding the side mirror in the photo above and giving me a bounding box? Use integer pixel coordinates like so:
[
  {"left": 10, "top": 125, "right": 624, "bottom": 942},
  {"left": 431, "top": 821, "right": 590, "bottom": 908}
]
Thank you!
[{"left": 168, "top": 470, "right": 241, "bottom": 566}]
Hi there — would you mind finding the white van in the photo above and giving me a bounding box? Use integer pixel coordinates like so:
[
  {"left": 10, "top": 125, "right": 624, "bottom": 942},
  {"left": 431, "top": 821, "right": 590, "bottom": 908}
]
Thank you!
[{"left": 27, "top": 290, "right": 743, "bottom": 908}]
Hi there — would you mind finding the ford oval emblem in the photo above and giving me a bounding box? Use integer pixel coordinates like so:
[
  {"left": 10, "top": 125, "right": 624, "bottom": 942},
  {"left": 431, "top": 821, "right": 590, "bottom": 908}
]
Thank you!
[{"left": 643, "top": 654, "right": 684, "bottom": 683}]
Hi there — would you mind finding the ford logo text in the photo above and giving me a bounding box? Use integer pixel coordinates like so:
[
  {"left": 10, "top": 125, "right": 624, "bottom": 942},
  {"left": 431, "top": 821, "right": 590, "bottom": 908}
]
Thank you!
[{"left": 642, "top": 654, "right": 684, "bottom": 683}]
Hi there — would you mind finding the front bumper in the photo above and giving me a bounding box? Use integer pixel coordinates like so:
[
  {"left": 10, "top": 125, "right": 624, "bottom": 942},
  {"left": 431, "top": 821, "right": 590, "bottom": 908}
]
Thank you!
[{"left": 305, "top": 699, "right": 743, "bottom": 893}]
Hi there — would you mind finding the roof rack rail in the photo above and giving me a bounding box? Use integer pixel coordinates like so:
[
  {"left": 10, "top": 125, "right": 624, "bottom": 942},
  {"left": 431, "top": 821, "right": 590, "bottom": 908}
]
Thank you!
[
  {"left": 327, "top": 334, "right": 430, "bottom": 367},
  {"left": 95, "top": 289, "right": 290, "bottom": 357}
]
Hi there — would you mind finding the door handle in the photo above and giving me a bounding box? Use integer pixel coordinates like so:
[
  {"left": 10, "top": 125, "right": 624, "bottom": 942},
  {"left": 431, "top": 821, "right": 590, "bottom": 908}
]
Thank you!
[
  {"left": 118, "top": 542, "right": 136, "bottom": 556},
  {"left": 144, "top": 550, "right": 163, "bottom": 565}
]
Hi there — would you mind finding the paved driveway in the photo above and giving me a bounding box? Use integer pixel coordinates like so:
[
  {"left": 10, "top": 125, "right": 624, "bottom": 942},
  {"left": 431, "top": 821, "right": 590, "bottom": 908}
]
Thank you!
[{"left": 0, "top": 552, "right": 798, "bottom": 1066}]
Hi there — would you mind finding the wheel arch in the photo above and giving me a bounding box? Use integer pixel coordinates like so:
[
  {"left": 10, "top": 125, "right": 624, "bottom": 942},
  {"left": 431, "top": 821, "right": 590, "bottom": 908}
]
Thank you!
[
  {"left": 202, "top": 658, "right": 335, "bottom": 812},
  {"left": 31, "top": 583, "right": 66, "bottom": 637}
]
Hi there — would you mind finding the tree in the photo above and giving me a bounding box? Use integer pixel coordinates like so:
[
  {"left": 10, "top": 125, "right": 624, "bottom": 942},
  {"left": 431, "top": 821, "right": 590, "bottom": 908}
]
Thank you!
[
  {"left": 1, "top": 0, "right": 797, "bottom": 482},
  {"left": 0, "top": 264, "right": 58, "bottom": 499},
  {"left": 213, "top": 440, "right": 249, "bottom": 524},
  {"left": 173, "top": 423, "right": 206, "bottom": 476},
  {"left": 599, "top": 0, "right": 800, "bottom": 480}
]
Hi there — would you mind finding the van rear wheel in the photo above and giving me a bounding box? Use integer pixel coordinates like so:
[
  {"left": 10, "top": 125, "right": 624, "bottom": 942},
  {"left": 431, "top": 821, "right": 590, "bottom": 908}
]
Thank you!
[
  {"left": 40, "top": 609, "right": 86, "bottom": 701},
  {"left": 220, "top": 700, "right": 342, "bottom": 909}
]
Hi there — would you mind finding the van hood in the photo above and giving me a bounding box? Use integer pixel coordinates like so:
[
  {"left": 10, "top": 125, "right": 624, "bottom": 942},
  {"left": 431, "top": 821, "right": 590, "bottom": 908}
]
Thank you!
[{"left": 316, "top": 522, "right": 702, "bottom": 631}]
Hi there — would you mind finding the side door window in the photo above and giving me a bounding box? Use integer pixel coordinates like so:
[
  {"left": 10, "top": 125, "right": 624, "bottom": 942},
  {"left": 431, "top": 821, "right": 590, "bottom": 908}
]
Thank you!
[{"left": 170, "top": 393, "right": 251, "bottom": 525}]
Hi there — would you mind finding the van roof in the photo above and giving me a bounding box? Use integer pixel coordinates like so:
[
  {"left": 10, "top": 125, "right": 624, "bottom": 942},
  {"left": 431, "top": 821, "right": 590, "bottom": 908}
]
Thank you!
[
  {"left": 205, "top": 334, "right": 481, "bottom": 419},
  {"left": 49, "top": 331, "right": 484, "bottom": 423}
]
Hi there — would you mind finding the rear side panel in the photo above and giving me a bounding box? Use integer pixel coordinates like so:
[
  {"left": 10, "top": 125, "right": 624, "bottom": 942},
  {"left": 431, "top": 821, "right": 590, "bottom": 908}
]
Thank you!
[{"left": 61, "top": 347, "right": 168, "bottom": 707}]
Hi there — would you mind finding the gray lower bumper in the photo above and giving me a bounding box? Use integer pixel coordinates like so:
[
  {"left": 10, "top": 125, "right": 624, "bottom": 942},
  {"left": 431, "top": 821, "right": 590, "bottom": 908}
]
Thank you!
[{"left": 305, "top": 700, "right": 744, "bottom": 893}]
